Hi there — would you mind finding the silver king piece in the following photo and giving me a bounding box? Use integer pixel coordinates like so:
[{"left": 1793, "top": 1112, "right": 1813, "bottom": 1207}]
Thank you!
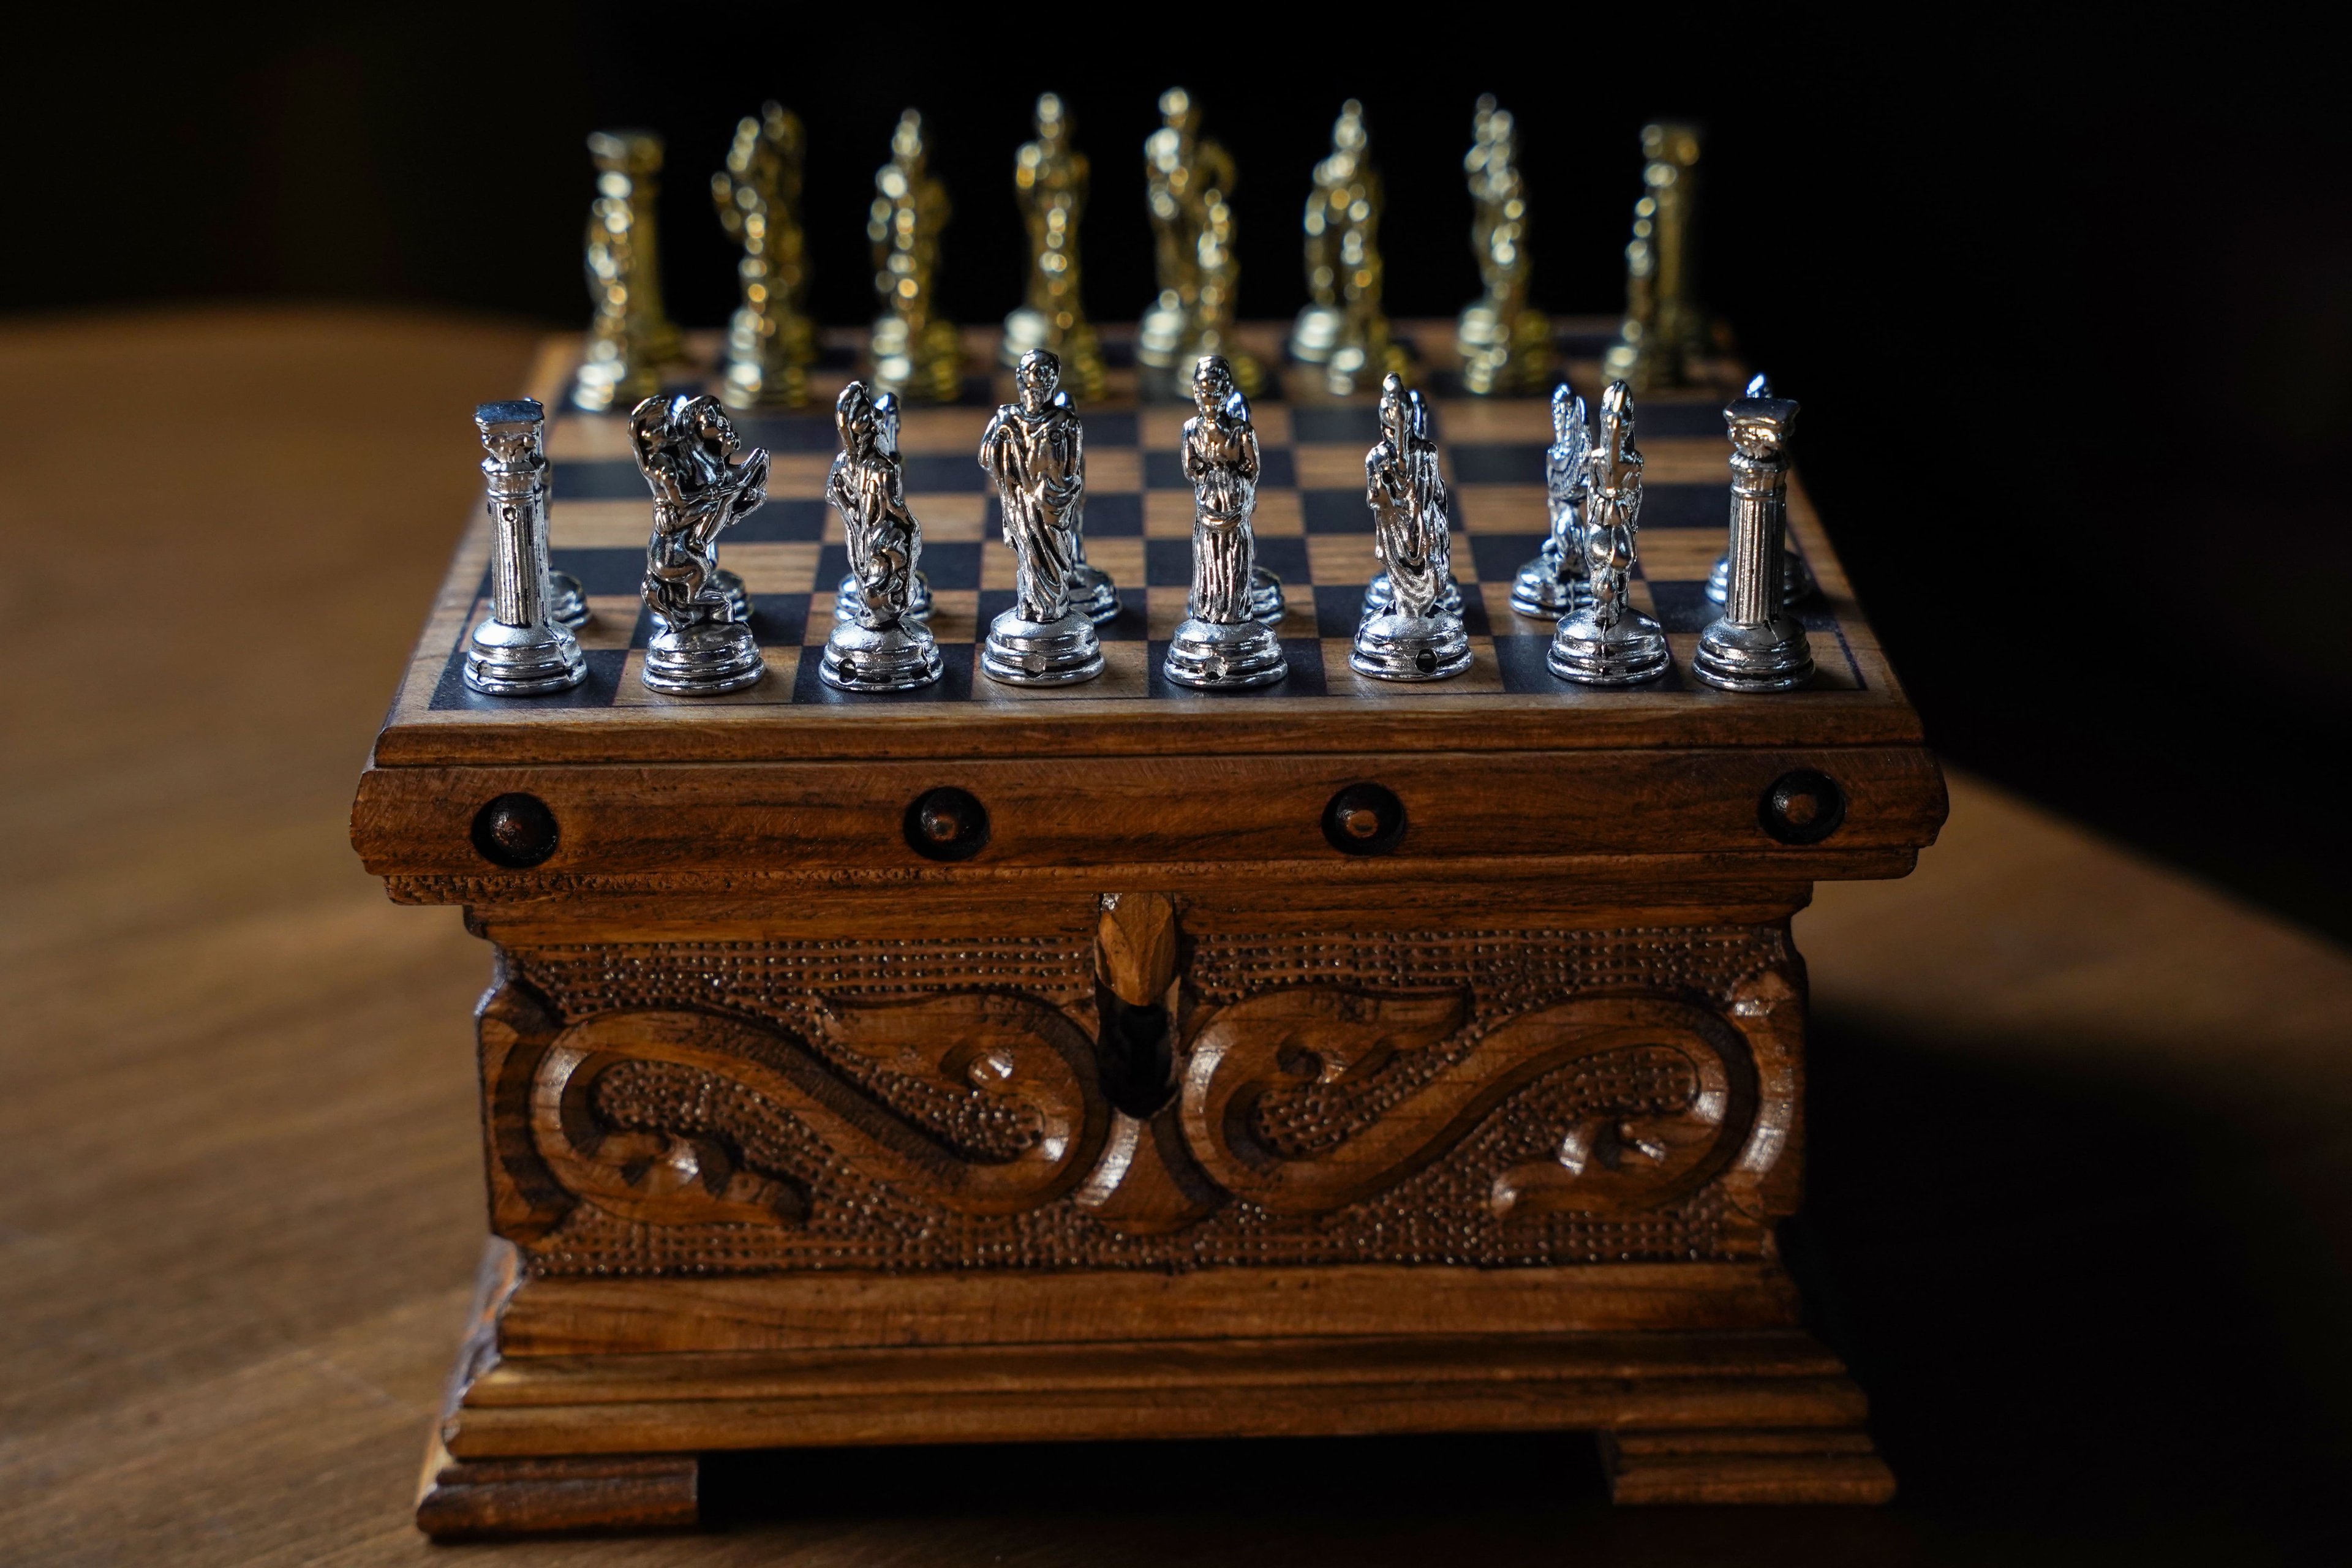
[
  {"left": 977, "top": 349, "right": 1104, "bottom": 684},
  {"left": 630, "top": 392, "right": 770, "bottom": 695},
  {"left": 823, "top": 381, "right": 944, "bottom": 691},
  {"left": 1164, "top": 355, "right": 1286, "bottom": 688},
  {"left": 464, "top": 399, "right": 587, "bottom": 696},
  {"left": 1548, "top": 380, "right": 1669, "bottom": 685},
  {"left": 1694, "top": 376, "right": 1815, "bottom": 691},
  {"left": 1354, "top": 375, "right": 1471, "bottom": 680}
]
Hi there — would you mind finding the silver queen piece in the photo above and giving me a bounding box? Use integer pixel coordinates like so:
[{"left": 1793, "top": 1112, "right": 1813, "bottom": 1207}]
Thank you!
[
  {"left": 1353, "top": 375, "right": 1471, "bottom": 680},
  {"left": 1163, "top": 355, "right": 1286, "bottom": 688},
  {"left": 822, "top": 380, "right": 944, "bottom": 691},
  {"left": 630, "top": 392, "right": 770, "bottom": 695},
  {"left": 1548, "top": 380, "right": 1669, "bottom": 685},
  {"left": 976, "top": 349, "right": 1104, "bottom": 684}
]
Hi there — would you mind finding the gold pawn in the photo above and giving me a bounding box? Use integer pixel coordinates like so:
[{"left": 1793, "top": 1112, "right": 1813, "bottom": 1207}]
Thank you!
[
  {"left": 712, "top": 102, "right": 814, "bottom": 410},
  {"left": 1139, "top": 88, "right": 1259, "bottom": 399},
  {"left": 1603, "top": 121, "right": 1703, "bottom": 393},
  {"left": 869, "top": 110, "right": 961, "bottom": 404},
  {"left": 570, "top": 130, "right": 687, "bottom": 413},
  {"left": 1003, "top": 93, "right": 1106, "bottom": 401},
  {"left": 1291, "top": 100, "right": 1407, "bottom": 396},
  {"left": 1456, "top": 96, "right": 1553, "bottom": 396}
]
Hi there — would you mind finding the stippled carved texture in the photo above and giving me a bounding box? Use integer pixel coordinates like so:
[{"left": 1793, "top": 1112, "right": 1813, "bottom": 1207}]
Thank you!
[{"left": 494, "top": 925, "right": 1797, "bottom": 1275}]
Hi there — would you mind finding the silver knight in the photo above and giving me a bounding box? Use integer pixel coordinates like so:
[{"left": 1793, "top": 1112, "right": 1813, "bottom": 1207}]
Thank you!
[
  {"left": 1705, "top": 374, "right": 1817, "bottom": 607},
  {"left": 1164, "top": 355, "right": 1285, "bottom": 688},
  {"left": 976, "top": 349, "right": 1104, "bottom": 684},
  {"left": 1354, "top": 375, "right": 1470, "bottom": 680},
  {"left": 834, "top": 389, "right": 932, "bottom": 624},
  {"left": 821, "top": 381, "right": 943, "bottom": 692},
  {"left": 464, "top": 399, "right": 587, "bottom": 696},
  {"left": 630, "top": 392, "right": 770, "bottom": 695},
  {"left": 1694, "top": 377, "right": 1815, "bottom": 692},
  {"left": 1510, "top": 382, "right": 1594, "bottom": 619},
  {"left": 1548, "top": 380, "right": 1668, "bottom": 685}
]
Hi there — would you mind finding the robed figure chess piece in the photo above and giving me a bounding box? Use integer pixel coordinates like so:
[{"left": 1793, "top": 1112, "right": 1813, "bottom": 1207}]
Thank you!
[
  {"left": 1001, "top": 93, "right": 1107, "bottom": 401},
  {"left": 834, "top": 390, "right": 933, "bottom": 624},
  {"left": 1694, "top": 379, "right": 1815, "bottom": 692},
  {"left": 1456, "top": 96, "right": 1553, "bottom": 396},
  {"left": 1354, "top": 375, "right": 1471, "bottom": 680},
  {"left": 631, "top": 393, "right": 770, "bottom": 695},
  {"left": 1548, "top": 380, "right": 1668, "bottom": 685},
  {"left": 464, "top": 400, "right": 587, "bottom": 696},
  {"left": 1511, "top": 382, "right": 1594, "bottom": 619},
  {"left": 712, "top": 101, "right": 815, "bottom": 411},
  {"left": 1361, "top": 383, "right": 1461, "bottom": 623},
  {"left": 821, "top": 382, "right": 943, "bottom": 692},
  {"left": 1164, "top": 355, "right": 1285, "bottom": 689},
  {"left": 869, "top": 110, "right": 960, "bottom": 404},
  {"left": 1139, "top": 89, "right": 1262, "bottom": 401},
  {"left": 976, "top": 350, "right": 1104, "bottom": 684}
]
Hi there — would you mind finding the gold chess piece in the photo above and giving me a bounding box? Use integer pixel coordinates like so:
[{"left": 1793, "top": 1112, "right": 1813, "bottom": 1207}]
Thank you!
[
  {"left": 1603, "top": 121, "right": 1705, "bottom": 393},
  {"left": 1289, "top": 100, "right": 1406, "bottom": 397},
  {"left": 1002, "top": 92, "right": 1106, "bottom": 401},
  {"left": 869, "top": 110, "right": 962, "bottom": 404},
  {"left": 1455, "top": 96, "right": 1553, "bottom": 396},
  {"left": 711, "top": 102, "right": 814, "bottom": 411},
  {"left": 1139, "top": 88, "right": 1261, "bottom": 399},
  {"left": 570, "top": 130, "right": 687, "bottom": 413}
]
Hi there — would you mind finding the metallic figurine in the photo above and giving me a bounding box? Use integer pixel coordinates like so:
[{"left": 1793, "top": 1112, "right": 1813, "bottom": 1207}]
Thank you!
[
  {"left": 1456, "top": 96, "right": 1553, "bottom": 396},
  {"left": 835, "top": 390, "right": 932, "bottom": 624},
  {"left": 1694, "top": 380, "right": 1815, "bottom": 692},
  {"left": 1054, "top": 385, "right": 1121, "bottom": 622},
  {"left": 1510, "top": 383, "right": 1594, "bottom": 619},
  {"left": 1164, "top": 356, "right": 1285, "bottom": 688},
  {"left": 1140, "top": 89, "right": 1261, "bottom": 400},
  {"left": 630, "top": 393, "right": 770, "bottom": 695},
  {"left": 571, "top": 130, "right": 686, "bottom": 413},
  {"left": 1354, "top": 377, "right": 1470, "bottom": 681},
  {"left": 1705, "top": 374, "right": 1817, "bottom": 608},
  {"left": 1002, "top": 94, "right": 1107, "bottom": 402},
  {"left": 464, "top": 400, "right": 587, "bottom": 696},
  {"left": 1549, "top": 382, "right": 1668, "bottom": 685},
  {"left": 869, "top": 110, "right": 960, "bottom": 404},
  {"left": 1602, "top": 123, "right": 1703, "bottom": 394},
  {"left": 1289, "top": 99, "right": 1406, "bottom": 396},
  {"left": 712, "top": 102, "right": 815, "bottom": 411},
  {"left": 823, "top": 382, "right": 943, "bottom": 692},
  {"left": 977, "top": 350, "right": 1104, "bottom": 684}
]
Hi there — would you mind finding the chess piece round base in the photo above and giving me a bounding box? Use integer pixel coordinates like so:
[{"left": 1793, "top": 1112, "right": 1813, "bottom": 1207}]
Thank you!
[
  {"left": 1547, "top": 610, "right": 1670, "bottom": 687},
  {"left": 1001, "top": 307, "right": 1050, "bottom": 366},
  {"left": 820, "top": 620, "right": 944, "bottom": 692},
  {"left": 1692, "top": 616, "right": 1815, "bottom": 692},
  {"left": 837, "top": 571, "right": 933, "bottom": 624},
  {"left": 568, "top": 355, "right": 657, "bottom": 415},
  {"left": 1705, "top": 549, "right": 1816, "bottom": 608},
  {"left": 713, "top": 569, "right": 751, "bottom": 625},
  {"left": 982, "top": 606, "right": 1103, "bottom": 685},
  {"left": 1509, "top": 554, "right": 1587, "bottom": 620},
  {"left": 546, "top": 569, "right": 590, "bottom": 630},
  {"left": 464, "top": 618, "right": 587, "bottom": 697},
  {"left": 1069, "top": 562, "right": 1122, "bottom": 625},
  {"left": 1289, "top": 303, "right": 1343, "bottom": 365},
  {"left": 1363, "top": 573, "right": 1464, "bottom": 622},
  {"left": 721, "top": 358, "right": 809, "bottom": 413},
  {"left": 1137, "top": 294, "right": 1188, "bottom": 371},
  {"left": 1163, "top": 616, "right": 1286, "bottom": 689},
  {"left": 1351, "top": 611, "right": 1472, "bottom": 682},
  {"left": 643, "top": 620, "right": 764, "bottom": 695},
  {"left": 1245, "top": 566, "right": 1285, "bottom": 625}
]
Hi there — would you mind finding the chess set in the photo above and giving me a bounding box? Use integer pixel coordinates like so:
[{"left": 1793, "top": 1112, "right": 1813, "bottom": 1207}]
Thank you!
[{"left": 350, "top": 91, "right": 1946, "bottom": 1539}]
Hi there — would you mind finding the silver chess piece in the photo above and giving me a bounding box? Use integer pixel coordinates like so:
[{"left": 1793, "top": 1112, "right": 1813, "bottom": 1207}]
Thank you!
[
  {"left": 1510, "top": 383, "right": 1594, "bottom": 619},
  {"left": 1055, "top": 386, "right": 1121, "bottom": 623},
  {"left": 630, "top": 392, "right": 770, "bottom": 695},
  {"left": 1164, "top": 356, "right": 1286, "bottom": 688},
  {"left": 822, "top": 382, "right": 943, "bottom": 691},
  {"left": 1548, "top": 381, "right": 1669, "bottom": 685},
  {"left": 1694, "top": 380, "right": 1815, "bottom": 692},
  {"left": 464, "top": 400, "right": 587, "bottom": 696},
  {"left": 545, "top": 567, "right": 590, "bottom": 630},
  {"left": 1361, "top": 568, "right": 1463, "bottom": 620},
  {"left": 976, "top": 349, "right": 1104, "bottom": 684},
  {"left": 834, "top": 390, "right": 933, "bottom": 623},
  {"left": 1354, "top": 377, "right": 1470, "bottom": 681},
  {"left": 1703, "top": 374, "right": 1817, "bottom": 608}
]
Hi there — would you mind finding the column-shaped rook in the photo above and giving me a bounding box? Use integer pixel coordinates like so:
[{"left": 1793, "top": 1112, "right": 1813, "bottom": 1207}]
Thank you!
[
  {"left": 1694, "top": 385, "right": 1814, "bottom": 692},
  {"left": 465, "top": 400, "right": 587, "bottom": 696}
]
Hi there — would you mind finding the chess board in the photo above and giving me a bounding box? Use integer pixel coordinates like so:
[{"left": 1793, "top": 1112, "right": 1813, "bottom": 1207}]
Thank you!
[{"left": 375, "top": 319, "right": 1917, "bottom": 769}]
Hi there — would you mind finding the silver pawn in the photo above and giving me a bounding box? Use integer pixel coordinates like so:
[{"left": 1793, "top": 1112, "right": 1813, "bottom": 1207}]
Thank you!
[
  {"left": 1354, "top": 379, "right": 1469, "bottom": 680},
  {"left": 631, "top": 393, "right": 769, "bottom": 695},
  {"left": 546, "top": 568, "right": 591, "bottom": 630},
  {"left": 1694, "top": 380, "right": 1814, "bottom": 691},
  {"left": 835, "top": 389, "right": 932, "bottom": 624},
  {"left": 1055, "top": 386, "right": 1123, "bottom": 624},
  {"left": 1703, "top": 374, "right": 1816, "bottom": 608},
  {"left": 1549, "top": 380, "right": 1668, "bottom": 685},
  {"left": 1164, "top": 355, "right": 1286, "bottom": 688},
  {"left": 465, "top": 400, "right": 587, "bottom": 696},
  {"left": 822, "top": 382, "right": 943, "bottom": 691},
  {"left": 1510, "top": 382, "right": 1594, "bottom": 619},
  {"left": 978, "top": 349, "right": 1103, "bottom": 684}
]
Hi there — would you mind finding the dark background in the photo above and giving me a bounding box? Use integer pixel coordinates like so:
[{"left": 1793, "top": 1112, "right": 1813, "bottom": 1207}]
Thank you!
[{"left": 10, "top": 16, "right": 2345, "bottom": 943}]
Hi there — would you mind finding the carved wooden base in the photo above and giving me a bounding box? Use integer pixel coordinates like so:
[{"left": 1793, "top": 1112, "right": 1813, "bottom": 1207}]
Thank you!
[
  {"left": 1599, "top": 1427, "right": 1897, "bottom": 1504},
  {"left": 415, "top": 1434, "right": 698, "bottom": 1540}
]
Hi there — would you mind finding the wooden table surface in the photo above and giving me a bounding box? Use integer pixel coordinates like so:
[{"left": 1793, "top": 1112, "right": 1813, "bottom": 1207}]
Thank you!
[{"left": 4, "top": 311, "right": 2346, "bottom": 1566}]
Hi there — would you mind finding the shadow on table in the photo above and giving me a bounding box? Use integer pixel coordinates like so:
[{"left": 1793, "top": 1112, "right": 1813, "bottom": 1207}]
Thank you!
[{"left": 688, "top": 1011, "right": 2352, "bottom": 1567}]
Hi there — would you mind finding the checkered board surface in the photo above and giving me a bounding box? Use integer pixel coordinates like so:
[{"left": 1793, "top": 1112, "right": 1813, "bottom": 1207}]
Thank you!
[{"left": 412, "top": 323, "right": 1882, "bottom": 722}]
